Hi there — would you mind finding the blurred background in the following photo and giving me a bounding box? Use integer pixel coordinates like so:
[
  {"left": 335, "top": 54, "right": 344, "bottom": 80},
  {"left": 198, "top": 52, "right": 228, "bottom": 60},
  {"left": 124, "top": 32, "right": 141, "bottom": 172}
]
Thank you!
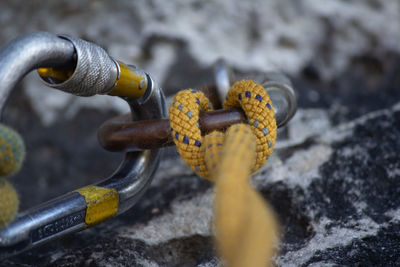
[{"left": 1, "top": 0, "right": 399, "bottom": 221}]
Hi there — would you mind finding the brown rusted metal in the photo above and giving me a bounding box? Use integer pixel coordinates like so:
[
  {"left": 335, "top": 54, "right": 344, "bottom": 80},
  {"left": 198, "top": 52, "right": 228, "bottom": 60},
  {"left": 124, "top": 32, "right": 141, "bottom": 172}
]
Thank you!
[{"left": 98, "top": 108, "right": 247, "bottom": 152}]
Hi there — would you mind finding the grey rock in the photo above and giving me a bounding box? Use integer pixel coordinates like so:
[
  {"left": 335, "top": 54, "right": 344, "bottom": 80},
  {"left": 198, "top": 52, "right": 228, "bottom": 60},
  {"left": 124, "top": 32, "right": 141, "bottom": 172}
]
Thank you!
[{"left": 273, "top": 104, "right": 400, "bottom": 266}]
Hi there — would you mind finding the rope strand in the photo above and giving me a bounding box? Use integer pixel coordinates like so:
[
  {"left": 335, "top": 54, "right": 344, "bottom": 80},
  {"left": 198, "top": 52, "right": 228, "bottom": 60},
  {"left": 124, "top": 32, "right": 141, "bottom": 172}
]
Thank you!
[{"left": 170, "top": 80, "right": 279, "bottom": 266}]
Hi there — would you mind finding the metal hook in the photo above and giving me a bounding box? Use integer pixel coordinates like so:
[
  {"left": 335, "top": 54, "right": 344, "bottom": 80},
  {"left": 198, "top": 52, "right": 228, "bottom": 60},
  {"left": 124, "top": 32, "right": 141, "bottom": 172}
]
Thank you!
[
  {"left": 0, "top": 32, "right": 166, "bottom": 259},
  {"left": 213, "top": 59, "right": 297, "bottom": 127}
]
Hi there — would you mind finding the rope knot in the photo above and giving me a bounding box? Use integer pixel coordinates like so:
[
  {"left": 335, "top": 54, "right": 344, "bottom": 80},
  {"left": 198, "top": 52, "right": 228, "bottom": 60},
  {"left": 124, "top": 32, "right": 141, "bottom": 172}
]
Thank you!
[
  {"left": 169, "top": 80, "right": 277, "bottom": 178},
  {"left": 169, "top": 80, "right": 280, "bottom": 266}
]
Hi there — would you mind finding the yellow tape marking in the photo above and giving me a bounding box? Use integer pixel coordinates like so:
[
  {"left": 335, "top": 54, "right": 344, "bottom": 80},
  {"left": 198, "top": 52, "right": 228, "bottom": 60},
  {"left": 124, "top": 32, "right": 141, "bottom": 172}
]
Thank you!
[
  {"left": 37, "top": 67, "right": 74, "bottom": 82},
  {"left": 75, "top": 186, "right": 119, "bottom": 226},
  {"left": 38, "top": 61, "right": 147, "bottom": 99},
  {"left": 109, "top": 61, "right": 147, "bottom": 99}
]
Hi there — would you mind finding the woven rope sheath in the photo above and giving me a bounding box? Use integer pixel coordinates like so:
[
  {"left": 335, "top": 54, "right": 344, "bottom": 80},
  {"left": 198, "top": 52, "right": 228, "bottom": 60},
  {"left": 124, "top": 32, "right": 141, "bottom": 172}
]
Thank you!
[
  {"left": 224, "top": 80, "right": 277, "bottom": 172},
  {"left": 169, "top": 80, "right": 277, "bottom": 178},
  {"left": 204, "top": 125, "right": 279, "bottom": 267},
  {"left": 169, "top": 89, "right": 211, "bottom": 178},
  {"left": 169, "top": 80, "right": 279, "bottom": 266}
]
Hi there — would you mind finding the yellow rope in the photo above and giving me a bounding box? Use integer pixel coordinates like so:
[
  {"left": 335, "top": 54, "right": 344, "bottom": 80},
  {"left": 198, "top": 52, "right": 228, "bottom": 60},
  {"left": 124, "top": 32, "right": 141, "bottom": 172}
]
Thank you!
[
  {"left": 224, "top": 80, "right": 277, "bottom": 172},
  {"left": 204, "top": 125, "right": 279, "bottom": 267},
  {"left": 169, "top": 80, "right": 277, "bottom": 177},
  {"left": 169, "top": 89, "right": 212, "bottom": 178},
  {"left": 169, "top": 80, "right": 279, "bottom": 266}
]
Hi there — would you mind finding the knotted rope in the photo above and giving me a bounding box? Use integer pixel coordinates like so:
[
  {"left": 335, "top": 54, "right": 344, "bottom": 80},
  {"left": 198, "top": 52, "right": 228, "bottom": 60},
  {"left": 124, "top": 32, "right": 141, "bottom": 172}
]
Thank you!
[{"left": 169, "top": 80, "right": 279, "bottom": 266}]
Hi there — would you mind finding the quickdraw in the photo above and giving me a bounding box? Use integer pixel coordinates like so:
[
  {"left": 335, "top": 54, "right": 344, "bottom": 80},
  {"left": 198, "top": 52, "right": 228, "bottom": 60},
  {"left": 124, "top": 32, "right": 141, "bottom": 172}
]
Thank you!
[{"left": 0, "top": 32, "right": 297, "bottom": 265}]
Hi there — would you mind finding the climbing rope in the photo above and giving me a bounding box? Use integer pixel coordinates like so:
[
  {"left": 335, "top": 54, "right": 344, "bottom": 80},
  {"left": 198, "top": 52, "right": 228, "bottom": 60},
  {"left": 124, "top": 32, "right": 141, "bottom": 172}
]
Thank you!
[
  {"left": 0, "top": 123, "right": 25, "bottom": 227},
  {"left": 169, "top": 80, "right": 279, "bottom": 266}
]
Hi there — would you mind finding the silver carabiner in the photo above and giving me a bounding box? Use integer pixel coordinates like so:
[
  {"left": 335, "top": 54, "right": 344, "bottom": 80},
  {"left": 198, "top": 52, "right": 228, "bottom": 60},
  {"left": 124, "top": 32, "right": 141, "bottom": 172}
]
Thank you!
[{"left": 0, "top": 32, "right": 166, "bottom": 259}]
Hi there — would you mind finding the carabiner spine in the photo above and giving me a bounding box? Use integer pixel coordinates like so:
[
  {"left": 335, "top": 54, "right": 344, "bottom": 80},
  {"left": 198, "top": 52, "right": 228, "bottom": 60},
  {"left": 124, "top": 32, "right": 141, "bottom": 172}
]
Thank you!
[
  {"left": 0, "top": 192, "right": 86, "bottom": 258},
  {"left": 0, "top": 151, "right": 159, "bottom": 260}
]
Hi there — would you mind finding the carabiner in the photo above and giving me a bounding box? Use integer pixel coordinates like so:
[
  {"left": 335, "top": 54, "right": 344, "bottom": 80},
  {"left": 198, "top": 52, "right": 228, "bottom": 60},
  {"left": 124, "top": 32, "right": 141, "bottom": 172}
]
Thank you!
[
  {"left": 0, "top": 32, "right": 297, "bottom": 259},
  {"left": 0, "top": 32, "right": 166, "bottom": 259}
]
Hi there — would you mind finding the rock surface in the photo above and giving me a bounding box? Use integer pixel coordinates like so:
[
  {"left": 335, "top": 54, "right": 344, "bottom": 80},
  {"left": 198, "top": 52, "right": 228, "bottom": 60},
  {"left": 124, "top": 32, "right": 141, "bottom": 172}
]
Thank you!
[{"left": 1, "top": 0, "right": 400, "bottom": 266}]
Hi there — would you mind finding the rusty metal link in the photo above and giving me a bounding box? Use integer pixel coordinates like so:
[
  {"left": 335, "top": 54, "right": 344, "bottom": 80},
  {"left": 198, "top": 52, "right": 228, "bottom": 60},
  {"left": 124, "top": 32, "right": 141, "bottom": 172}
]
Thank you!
[
  {"left": 98, "top": 75, "right": 297, "bottom": 152},
  {"left": 98, "top": 106, "right": 247, "bottom": 152}
]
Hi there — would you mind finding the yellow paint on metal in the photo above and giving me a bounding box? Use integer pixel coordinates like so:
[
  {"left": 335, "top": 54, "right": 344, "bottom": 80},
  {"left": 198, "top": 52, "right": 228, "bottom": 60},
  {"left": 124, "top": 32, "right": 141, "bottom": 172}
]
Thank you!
[
  {"left": 37, "top": 67, "right": 73, "bottom": 82},
  {"left": 75, "top": 186, "right": 119, "bottom": 226},
  {"left": 38, "top": 61, "right": 147, "bottom": 99},
  {"left": 109, "top": 61, "right": 147, "bottom": 99}
]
